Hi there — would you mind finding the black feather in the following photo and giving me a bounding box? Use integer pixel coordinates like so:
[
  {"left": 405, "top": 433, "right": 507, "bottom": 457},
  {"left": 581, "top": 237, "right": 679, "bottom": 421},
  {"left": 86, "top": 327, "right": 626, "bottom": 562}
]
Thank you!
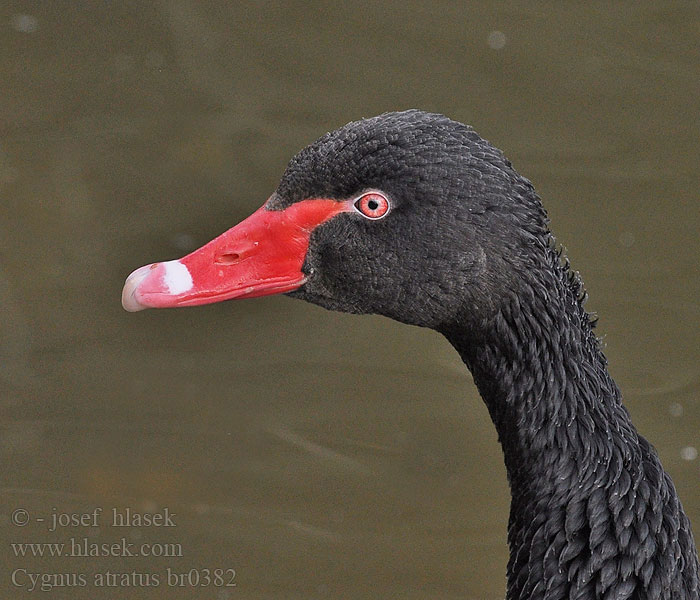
[{"left": 274, "top": 110, "right": 699, "bottom": 599}]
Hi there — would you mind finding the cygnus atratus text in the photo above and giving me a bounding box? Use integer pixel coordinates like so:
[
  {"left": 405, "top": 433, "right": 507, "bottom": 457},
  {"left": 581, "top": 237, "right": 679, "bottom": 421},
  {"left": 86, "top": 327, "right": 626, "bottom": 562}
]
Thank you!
[{"left": 122, "top": 110, "right": 699, "bottom": 599}]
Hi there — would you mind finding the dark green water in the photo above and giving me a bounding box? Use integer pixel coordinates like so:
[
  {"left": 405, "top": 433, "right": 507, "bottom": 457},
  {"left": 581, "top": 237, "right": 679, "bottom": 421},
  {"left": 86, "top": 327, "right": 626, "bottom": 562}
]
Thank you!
[{"left": 1, "top": 3, "right": 698, "bottom": 599}]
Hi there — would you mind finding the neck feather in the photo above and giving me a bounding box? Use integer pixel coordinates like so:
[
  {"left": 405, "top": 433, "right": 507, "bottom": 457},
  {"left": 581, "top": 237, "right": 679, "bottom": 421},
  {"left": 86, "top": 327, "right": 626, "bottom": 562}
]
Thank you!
[
  {"left": 443, "top": 245, "right": 639, "bottom": 479},
  {"left": 438, "top": 245, "right": 696, "bottom": 599}
]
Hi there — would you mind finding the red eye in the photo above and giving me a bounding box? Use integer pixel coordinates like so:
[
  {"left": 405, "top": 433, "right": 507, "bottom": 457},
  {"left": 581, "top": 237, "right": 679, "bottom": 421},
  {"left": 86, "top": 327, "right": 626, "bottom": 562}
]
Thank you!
[{"left": 354, "top": 192, "right": 390, "bottom": 220}]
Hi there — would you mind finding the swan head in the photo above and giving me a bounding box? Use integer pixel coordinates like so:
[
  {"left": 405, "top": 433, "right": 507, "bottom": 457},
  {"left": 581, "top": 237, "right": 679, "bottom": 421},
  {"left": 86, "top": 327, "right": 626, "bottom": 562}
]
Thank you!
[{"left": 123, "top": 110, "right": 550, "bottom": 330}]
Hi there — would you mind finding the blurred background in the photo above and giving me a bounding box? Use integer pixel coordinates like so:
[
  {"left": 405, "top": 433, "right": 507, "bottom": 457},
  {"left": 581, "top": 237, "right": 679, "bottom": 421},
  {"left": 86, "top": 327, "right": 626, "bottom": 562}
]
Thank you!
[{"left": 1, "top": 2, "right": 698, "bottom": 599}]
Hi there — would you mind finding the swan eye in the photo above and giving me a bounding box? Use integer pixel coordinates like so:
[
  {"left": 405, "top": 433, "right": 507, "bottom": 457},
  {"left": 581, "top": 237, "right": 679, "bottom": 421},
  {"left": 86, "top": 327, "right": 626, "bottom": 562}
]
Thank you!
[{"left": 354, "top": 192, "right": 390, "bottom": 220}]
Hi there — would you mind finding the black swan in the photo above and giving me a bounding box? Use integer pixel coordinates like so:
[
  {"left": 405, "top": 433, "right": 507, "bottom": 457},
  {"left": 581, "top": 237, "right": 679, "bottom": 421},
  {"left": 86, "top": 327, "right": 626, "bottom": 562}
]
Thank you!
[{"left": 122, "top": 110, "right": 699, "bottom": 599}]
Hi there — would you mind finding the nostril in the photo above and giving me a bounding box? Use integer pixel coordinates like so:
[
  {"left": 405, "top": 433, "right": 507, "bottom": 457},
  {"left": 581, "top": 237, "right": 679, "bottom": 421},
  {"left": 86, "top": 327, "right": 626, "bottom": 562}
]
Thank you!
[{"left": 215, "top": 253, "right": 241, "bottom": 265}]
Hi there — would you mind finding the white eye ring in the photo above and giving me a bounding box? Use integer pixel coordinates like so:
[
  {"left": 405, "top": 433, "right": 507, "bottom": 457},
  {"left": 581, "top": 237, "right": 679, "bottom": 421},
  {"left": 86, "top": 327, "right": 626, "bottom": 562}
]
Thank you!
[{"left": 352, "top": 190, "right": 391, "bottom": 220}]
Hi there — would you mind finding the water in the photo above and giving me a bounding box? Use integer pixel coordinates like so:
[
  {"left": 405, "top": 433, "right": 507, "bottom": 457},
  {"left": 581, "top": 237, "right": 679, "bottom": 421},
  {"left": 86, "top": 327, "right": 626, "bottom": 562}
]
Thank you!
[{"left": 1, "top": 3, "right": 698, "bottom": 598}]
